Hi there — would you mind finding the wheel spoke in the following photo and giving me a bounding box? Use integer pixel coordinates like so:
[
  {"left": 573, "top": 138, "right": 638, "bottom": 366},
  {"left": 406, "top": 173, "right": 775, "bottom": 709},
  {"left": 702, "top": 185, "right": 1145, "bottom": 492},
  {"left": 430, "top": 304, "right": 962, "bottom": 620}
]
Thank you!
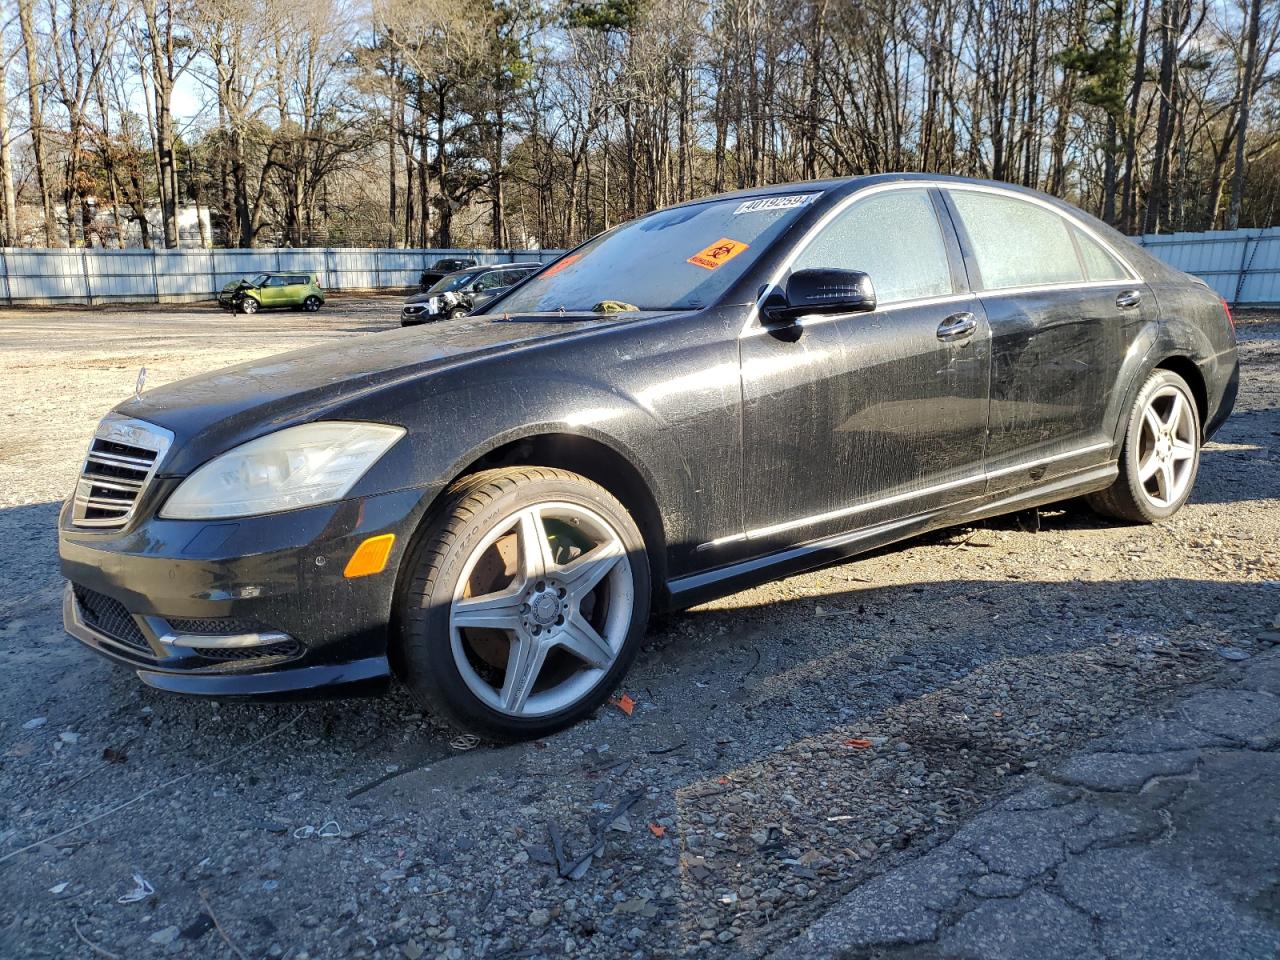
[
  {"left": 1138, "top": 453, "right": 1161, "bottom": 482},
  {"left": 1157, "top": 460, "right": 1176, "bottom": 502},
  {"left": 558, "top": 539, "right": 624, "bottom": 595},
  {"left": 499, "top": 634, "right": 546, "bottom": 714},
  {"left": 518, "top": 508, "right": 555, "bottom": 582},
  {"left": 556, "top": 613, "right": 614, "bottom": 670},
  {"left": 1163, "top": 392, "right": 1185, "bottom": 432},
  {"left": 452, "top": 591, "right": 525, "bottom": 632},
  {"left": 1142, "top": 406, "right": 1163, "bottom": 441},
  {"left": 1170, "top": 438, "right": 1195, "bottom": 462}
]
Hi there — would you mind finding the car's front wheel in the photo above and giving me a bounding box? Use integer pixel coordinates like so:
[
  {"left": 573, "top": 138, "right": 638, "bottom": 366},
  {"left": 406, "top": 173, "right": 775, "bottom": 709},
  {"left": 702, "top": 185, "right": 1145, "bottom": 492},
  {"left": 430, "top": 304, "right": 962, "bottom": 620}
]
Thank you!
[
  {"left": 1087, "top": 368, "right": 1201, "bottom": 523},
  {"left": 238, "top": 296, "right": 259, "bottom": 315},
  {"left": 303, "top": 296, "right": 322, "bottom": 312},
  {"left": 395, "top": 467, "right": 650, "bottom": 740},
  {"left": 447, "top": 306, "right": 468, "bottom": 320}
]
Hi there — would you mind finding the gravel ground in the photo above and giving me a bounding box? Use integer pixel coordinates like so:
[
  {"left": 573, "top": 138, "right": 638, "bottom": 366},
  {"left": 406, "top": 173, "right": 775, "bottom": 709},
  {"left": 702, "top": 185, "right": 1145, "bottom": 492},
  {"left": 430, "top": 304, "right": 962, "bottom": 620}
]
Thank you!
[{"left": 0, "top": 299, "right": 1277, "bottom": 959}]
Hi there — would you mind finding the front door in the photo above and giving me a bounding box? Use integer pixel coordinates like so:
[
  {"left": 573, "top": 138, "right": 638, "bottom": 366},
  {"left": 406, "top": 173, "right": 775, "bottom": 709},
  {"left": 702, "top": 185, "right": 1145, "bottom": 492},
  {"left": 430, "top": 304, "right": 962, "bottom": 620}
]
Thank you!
[
  {"left": 737, "top": 186, "right": 991, "bottom": 558},
  {"left": 259, "top": 275, "right": 289, "bottom": 306}
]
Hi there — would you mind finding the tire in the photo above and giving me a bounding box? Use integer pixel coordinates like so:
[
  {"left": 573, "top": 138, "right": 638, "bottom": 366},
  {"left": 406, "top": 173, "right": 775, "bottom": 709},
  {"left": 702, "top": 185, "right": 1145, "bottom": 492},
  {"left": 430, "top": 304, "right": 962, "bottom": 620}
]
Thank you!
[
  {"left": 447, "top": 306, "right": 468, "bottom": 320},
  {"left": 394, "top": 467, "right": 650, "bottom": 740},
  {"left": 238, "top": 296, "right": 259, "bottom": 315},
  {"left": 303, "top": 296, "right": 322, "bottom": 312},
  {"left": 1086, "top": 369, "right": 1201, "bottom": 523}
]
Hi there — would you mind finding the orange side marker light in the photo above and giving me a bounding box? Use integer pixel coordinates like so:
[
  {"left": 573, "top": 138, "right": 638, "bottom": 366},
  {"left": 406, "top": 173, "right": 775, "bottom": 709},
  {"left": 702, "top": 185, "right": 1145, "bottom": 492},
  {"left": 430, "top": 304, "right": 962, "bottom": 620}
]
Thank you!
[{"left": 343, "top": 533, "right": 396, "bottom": 578}]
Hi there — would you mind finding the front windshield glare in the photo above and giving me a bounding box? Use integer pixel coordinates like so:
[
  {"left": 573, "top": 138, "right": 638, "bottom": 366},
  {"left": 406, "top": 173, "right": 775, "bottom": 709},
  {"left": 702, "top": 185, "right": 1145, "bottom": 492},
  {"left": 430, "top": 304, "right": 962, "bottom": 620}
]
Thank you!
[
  {"left": 429, "top": 270, "right": 483, "bottom": 295},
  {"left": 249, "top": 273, "right": 269, "bottom": 286},
  {"left": 494, "top": 193, "right": 821, "bottom": 313}
]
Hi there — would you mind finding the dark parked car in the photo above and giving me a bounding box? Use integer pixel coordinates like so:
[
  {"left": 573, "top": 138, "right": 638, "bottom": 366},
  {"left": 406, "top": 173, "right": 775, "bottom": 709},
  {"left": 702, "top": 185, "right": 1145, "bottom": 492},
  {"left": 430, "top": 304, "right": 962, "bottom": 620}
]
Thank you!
[
  {"left": 60, "top": 174, "right": 1237, "bottom": 740},
  {"left": 400, "top": 263, "right": 539, "bottom": 326},
  {"left": 419, "top": 258, "right": 477, "bottom": 291}
]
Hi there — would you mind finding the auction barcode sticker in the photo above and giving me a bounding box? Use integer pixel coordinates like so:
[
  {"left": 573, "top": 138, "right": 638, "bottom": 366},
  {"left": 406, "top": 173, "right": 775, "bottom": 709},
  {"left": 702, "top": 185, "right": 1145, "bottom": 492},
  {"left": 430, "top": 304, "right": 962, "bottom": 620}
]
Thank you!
[{"left": 733, "top": 193, "right": 821, "bottom": 215}]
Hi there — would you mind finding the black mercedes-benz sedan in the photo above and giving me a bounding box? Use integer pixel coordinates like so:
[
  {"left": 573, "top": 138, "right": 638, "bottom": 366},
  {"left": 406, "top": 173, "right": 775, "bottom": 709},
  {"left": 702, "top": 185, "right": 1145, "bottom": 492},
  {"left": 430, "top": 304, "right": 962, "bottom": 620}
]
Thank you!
[{"left": 60, "top": 174, "right": 1238, "bottom": 739}]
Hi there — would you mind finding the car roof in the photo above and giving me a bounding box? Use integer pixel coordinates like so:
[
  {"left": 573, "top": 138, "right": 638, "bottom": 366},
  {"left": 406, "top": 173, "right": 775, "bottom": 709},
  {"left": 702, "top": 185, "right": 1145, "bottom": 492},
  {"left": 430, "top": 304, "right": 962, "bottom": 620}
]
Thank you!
[
  {"left": 441, "top": 263, "right": 538, "bottom": 276},
  {"left": 660, "top": 172, "right": 1097, "bottom": 215}
]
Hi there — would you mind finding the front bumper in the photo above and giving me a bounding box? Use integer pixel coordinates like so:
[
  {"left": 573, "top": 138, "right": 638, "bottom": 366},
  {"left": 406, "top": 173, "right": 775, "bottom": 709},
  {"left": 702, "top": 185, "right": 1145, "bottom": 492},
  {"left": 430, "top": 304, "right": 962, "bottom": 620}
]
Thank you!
[
  {"left": 58, "top": 487, "right": 429, "bottom": 699},
  {"left": 400, "top": 309, "right": 444, "bottom": 326}
]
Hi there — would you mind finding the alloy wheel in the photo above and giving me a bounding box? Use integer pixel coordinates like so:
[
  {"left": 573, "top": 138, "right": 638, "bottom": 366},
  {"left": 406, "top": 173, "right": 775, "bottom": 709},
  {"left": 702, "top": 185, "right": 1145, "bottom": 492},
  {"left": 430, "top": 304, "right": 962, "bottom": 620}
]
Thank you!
[
  {"left": 449, "top": 502, "right": 633, "bottom": 717},
  {"left": 1135, "top": 384, "right": 1196, "bottom": 508}
]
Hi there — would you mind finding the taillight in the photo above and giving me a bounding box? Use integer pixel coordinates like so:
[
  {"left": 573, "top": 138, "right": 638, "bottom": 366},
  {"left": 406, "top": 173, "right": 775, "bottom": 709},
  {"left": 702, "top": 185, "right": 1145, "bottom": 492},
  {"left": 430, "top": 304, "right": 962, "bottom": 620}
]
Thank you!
[{"left": 1221, "top": 298, "right": 1235, "bottom": 330}]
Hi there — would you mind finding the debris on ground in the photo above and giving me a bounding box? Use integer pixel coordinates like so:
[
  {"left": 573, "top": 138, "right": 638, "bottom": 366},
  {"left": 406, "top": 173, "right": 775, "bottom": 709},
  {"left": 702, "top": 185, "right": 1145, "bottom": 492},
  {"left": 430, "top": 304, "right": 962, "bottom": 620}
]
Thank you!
[{"left": 117, "top": 873, "right": 154, "bottom": 904}]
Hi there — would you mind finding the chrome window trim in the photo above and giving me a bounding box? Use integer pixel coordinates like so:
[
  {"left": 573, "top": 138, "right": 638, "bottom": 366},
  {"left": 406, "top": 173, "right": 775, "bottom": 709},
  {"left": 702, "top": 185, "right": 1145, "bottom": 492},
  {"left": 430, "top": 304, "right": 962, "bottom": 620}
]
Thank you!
[
  {"left": 700, "top": 440, "right": 1112, "bottom": 549},
  {"left": 740, "top": 179, "right": 1140, "bottom": 337}
]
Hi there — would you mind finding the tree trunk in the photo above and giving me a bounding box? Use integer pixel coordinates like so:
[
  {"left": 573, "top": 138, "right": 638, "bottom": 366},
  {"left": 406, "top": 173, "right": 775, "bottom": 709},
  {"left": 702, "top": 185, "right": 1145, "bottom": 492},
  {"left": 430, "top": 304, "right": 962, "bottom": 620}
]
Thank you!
[
  {"left": 18, "top": 0, "right": 57, "bottom": 245},
  {"left": 1226, "top": 0, "right": 1260, "bottom": 229},
  {"left": 0, "top": 34, "right": 18, "bottom": 246}
]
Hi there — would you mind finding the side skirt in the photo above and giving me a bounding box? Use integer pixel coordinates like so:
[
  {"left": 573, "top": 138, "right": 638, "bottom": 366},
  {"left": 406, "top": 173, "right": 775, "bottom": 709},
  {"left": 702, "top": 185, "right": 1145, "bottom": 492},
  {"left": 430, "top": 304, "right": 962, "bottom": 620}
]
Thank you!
[{"left": 663, "top": 461, "right": 1118, "bottom": 610}]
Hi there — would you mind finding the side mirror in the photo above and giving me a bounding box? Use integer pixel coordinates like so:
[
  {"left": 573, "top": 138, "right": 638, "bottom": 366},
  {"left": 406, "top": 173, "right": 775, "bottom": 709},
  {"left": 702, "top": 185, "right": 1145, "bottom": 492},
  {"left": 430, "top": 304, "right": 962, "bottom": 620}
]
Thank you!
[{"left": 763, "top": 269, "right": 877, "bottom": 326}]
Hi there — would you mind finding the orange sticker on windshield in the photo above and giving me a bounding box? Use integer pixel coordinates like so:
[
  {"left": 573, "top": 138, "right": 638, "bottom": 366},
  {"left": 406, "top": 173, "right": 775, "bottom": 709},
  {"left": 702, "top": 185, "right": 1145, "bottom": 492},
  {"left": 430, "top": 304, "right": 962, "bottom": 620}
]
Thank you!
[
  {"left": 541, "top": 253, "right": 581, "bottom": 278},
  {"left": 688, "top": 238, "right": 749, "bottom": 270}
]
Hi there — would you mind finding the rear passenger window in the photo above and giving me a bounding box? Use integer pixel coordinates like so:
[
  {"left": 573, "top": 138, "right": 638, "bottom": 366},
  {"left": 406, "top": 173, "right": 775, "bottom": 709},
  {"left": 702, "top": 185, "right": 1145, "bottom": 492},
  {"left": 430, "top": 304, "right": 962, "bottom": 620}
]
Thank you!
[
  {"left": 791, "top": 188, "right": 954, "bottom": 305},
  {"left": 949, "top": 191, "right": 1084, "bottom": 289},
  {"left": 1073, "top": 228, "right": 1129, "bottom": 281}
]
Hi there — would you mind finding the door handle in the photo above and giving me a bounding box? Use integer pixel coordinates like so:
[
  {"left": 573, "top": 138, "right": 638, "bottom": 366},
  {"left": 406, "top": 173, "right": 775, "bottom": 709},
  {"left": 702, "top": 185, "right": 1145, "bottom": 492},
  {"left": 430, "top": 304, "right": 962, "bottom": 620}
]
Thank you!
[
  {"left": 1116, "top": 289, "right": 1142, "bottom": 309},
  {"left": 936, "top": 312, "right": 978, "bottom": 342}
]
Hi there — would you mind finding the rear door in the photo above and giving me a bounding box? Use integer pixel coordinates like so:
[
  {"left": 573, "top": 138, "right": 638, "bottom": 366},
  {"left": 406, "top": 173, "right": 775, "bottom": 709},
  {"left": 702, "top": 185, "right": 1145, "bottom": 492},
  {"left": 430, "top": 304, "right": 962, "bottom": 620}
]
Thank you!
[
  {"left": 737, "top": 185, "right": 991, "bottom": 555},
  {"left": 943, "top": 188, "right": 1151, "bottom": 491}
]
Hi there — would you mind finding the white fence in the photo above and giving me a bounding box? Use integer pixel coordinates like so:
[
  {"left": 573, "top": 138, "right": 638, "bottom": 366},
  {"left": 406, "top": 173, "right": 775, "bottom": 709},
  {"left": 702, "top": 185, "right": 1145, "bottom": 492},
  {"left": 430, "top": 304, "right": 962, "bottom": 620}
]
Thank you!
[
  {"left": 1, "top": 229, "right": 1277, "bottom": 307},
  {"left": 0, "top": 247, "right": 565, "bottom": 306},
  {"left": 1137, "top": 227, "right": 1280, "bottom": 307}
]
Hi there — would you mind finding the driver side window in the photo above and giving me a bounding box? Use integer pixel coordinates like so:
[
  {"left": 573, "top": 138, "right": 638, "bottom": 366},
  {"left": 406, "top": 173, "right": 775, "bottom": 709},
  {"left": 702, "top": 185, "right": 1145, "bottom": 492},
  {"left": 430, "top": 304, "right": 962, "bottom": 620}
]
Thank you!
[{"left": 791, "top": 188, "right": 954, "bottom": 305}]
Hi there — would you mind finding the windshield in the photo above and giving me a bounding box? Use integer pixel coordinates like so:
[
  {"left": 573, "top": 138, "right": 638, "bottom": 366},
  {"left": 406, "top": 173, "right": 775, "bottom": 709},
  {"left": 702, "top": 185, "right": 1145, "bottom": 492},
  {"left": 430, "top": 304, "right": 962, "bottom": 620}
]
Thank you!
[
  {"left": 427, "top": 270, "right": 485, "bottom": 295},
  {"left": 494, "top": 193, "right": 821, "bottom": 313},
  {"left": 248, "top": 274, "right": 269, "bottom": 286}
]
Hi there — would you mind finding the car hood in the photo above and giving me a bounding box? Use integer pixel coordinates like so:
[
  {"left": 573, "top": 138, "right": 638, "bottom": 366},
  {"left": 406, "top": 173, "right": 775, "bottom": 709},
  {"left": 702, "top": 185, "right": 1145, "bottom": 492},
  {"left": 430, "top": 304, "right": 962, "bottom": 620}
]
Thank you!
[
  {"left": 220, "top": 280, "right": 252, "bottom": 293},
  {"left": 113, "top": 312, "right": 655, "bottom": 471}
]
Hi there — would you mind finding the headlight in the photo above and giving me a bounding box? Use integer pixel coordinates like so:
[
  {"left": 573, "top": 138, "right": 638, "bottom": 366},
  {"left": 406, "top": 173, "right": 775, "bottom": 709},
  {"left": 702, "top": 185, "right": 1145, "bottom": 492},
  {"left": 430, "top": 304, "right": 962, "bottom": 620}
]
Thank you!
[{"left": 160, "top": 422, "right": 405, "bottom": 520}]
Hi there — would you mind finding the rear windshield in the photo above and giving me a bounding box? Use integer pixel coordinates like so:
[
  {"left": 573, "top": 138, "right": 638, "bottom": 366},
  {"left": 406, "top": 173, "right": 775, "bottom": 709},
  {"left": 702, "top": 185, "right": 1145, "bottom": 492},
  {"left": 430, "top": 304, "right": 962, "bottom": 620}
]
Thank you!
[{"left": 494, "top": 193, "right": 821, "bottom": 313}]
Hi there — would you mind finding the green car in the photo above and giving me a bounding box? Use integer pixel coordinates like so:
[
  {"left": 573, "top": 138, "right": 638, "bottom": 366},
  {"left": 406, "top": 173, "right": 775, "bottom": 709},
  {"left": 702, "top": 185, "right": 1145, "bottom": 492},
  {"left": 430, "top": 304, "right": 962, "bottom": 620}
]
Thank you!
[{"left": 217, "top": 273, "right": 325, "bottom": 314}]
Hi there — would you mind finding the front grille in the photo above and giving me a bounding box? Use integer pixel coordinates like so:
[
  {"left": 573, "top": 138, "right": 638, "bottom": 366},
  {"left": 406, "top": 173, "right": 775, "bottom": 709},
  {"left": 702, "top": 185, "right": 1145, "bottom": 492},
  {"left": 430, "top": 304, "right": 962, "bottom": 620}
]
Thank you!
[
  {"left": 73, "top": 585, "right": 151, "bottom": 654},
  {"left": 72, "top": 418, "right": 172, "bottom": 529}
]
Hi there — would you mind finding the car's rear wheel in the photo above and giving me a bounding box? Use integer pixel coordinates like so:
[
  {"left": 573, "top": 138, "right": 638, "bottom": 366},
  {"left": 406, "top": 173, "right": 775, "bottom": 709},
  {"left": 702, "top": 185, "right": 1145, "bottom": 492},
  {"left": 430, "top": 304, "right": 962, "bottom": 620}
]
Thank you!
[
  {"left": 303, "top": 296, "right": 322, "bottom": 312},
  {"left": 1087, "top": 368, "right": 1201, "bottom": 523},
  {"left": 395, "top": 467, "right": 650, "bottom": 740},
  {"left": 238, "top": 296, "right": 259, "bottom": 315}
]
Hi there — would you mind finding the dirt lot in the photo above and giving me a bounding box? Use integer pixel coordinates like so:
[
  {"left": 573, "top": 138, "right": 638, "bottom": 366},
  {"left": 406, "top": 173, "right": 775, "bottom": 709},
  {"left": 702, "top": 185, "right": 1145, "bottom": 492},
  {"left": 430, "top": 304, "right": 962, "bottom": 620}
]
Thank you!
[{"left": 0, "top": 297, "right": 1277, "bottom": 959}]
